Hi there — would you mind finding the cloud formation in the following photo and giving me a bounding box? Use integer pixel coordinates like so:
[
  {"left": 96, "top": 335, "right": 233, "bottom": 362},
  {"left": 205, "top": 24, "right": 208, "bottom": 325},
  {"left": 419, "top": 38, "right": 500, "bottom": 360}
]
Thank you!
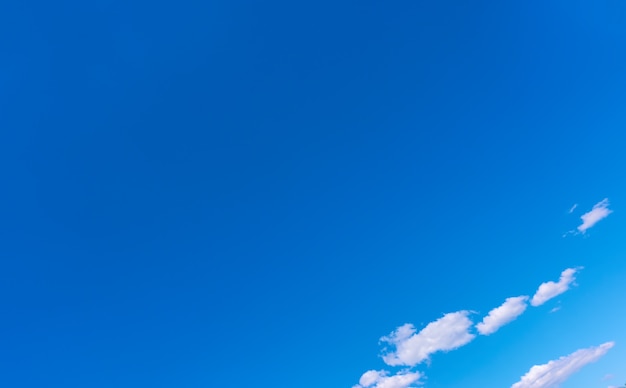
[
  {"left": 530, "top": 268, "right": 580, "bottom": 307},
  {"left": 381, "top": 311, "right": 475, "bottom": 367},
  {"left": 355, "top": 266, "right": 597, "bottom": 386},
  {"left": 476, "top": 296, "right": 528, "bottom": 335},
  {"left": 353, "top": 370, "right": 423, "bottom": 388},
  {"left": 511, "top": 342, "right": 614, "bottom": 388},
  {"left": 577, "top": 198, "right": 612, "bottom": 233}
]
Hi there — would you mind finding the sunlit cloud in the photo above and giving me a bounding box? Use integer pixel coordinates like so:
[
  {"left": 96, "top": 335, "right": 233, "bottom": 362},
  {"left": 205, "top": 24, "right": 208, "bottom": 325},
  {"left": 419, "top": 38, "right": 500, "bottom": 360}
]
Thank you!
[
  {"left": 476, "top": 296, "right": 528, "bottom": 335},
  {"left": 511, "top": 342, "right": 614, "bottom": 388},
  {"left": 577, "top": 198, "right": 612, "bottom": 233},
  {"left": 381, "top": 311, "right": 475, "bottom": 367},
  {"left": 352, "top": 370, "right": 423, "bottom": 388},
  {"left": 530, "top": 267, "right": 581, "bottom": 307}
]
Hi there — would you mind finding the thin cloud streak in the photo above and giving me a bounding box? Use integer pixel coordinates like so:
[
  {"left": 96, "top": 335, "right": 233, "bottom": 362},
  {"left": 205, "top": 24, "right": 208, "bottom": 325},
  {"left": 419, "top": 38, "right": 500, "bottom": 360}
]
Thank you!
[{"left": 511, "top": 342, "right": 614, "bottom": 388}]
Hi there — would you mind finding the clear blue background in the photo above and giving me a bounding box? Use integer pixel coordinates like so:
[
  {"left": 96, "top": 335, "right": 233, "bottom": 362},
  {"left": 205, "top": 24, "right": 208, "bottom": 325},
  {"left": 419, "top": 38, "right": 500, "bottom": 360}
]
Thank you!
[{"left": 1, "top": 1, "right": 626, "bottom": 387}]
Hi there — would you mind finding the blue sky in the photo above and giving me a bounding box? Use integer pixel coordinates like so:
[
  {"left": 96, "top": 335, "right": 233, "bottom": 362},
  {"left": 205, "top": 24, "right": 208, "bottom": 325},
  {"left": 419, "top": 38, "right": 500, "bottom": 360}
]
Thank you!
[{"left": 1, "top": 1, "right": 626, "bottom": 387}]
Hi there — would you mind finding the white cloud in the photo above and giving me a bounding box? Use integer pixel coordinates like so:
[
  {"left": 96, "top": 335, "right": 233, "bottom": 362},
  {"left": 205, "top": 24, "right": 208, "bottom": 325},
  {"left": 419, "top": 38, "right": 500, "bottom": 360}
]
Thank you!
[
  {"left": 530, "top": 267, "right": 580, "bottom": 307},
  {"left": 476, "top": 296, "right": 528, "bottom": 335},
  {"left": 568, "top": 204, "right": 578, "bottom": 214},
  {"left": 381, "top": 311, "right": 475, "bottom": 367},
  {"left": 511, "top": 342, "right": 614, "bottom": 388},
  {"left": 577, "top": 198, "right": 612, "bottom": 233},
  {"left": 353, "top": 370, "right": 423, "bottom": 388}
]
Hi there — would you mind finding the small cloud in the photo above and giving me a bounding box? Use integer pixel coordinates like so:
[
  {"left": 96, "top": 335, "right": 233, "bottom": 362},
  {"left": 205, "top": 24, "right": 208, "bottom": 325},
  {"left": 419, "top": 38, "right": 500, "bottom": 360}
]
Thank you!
[
  {"left": 380, "top": 311, "right": 475, "bottom": 367},
  {"left": 568, "top": 203, "right": 578, "bottom": 214},
  {"left": 549, "top": 306, "right": 561, "bottom": 313},
  {"left": 603, "top": 373, "right": 615, "bottom": 381},
  {"left": 476, "top": 296, "right": 529, "bottom": 335},
  {"left": 530, "top": 267, "right": 581, "bottom": 307},
  {"left": 577, "top": 198, "right": 613, "bottom": 233},
  {"left": 511, "top": 342, "right": 614, "bottom": 388},
  {"left": 353, "top": 369, "right": 423, "bottom": 388}
]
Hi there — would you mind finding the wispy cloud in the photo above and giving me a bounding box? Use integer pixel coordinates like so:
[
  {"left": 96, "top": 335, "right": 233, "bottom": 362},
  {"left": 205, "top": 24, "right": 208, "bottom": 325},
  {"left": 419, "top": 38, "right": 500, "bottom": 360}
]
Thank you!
[
  {"left": 602, "top": 373, "right": 614, "bottom": 381},
  {"left": 577, "top": 198, "right": 612, "bottom": 233},
  {"left": 568, "top": 203, "right": 578, "bottom": 214},
  {"left": 511, "top": 342, "right": 614, "bottom": 388},
  {"left": 380, "top": 311, "right": 475, "bottom": 367},
  {"left": 352, "top": 370, "right": 423, "bottom": 388},
  {"left": 530, "top": 267, "right": 581, "bottom": 307},
  {"left": 476, "top": 296, "right": 528, "bottom": 335}
]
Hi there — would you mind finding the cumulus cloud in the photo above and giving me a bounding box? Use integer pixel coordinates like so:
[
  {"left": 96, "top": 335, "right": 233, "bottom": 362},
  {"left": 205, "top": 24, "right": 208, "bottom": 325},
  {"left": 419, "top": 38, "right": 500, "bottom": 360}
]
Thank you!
[
  {"left": 511, "top": 342, "right": 614, "bottom": 388},
  {"left": 530, "top": 268, "right": 580, "bottom": 307},
  {"left": 577, "top": 198, "right": 612, "bottom": 233},
  {"left": 352, "top": 370, "right": 423, "bottom": 388},
  {"left": 476, "top": 296, "right": 528, "bottom": 335},
  {"left": 380, "top": 311, "right": 475, "bottom": 367}
]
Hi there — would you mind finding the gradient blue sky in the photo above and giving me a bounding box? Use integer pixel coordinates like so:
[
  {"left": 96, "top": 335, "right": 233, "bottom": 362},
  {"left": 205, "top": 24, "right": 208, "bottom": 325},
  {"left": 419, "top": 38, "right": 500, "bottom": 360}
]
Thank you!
[{"left": 1, "top": 1, "right": 626, "bottom": 387}]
